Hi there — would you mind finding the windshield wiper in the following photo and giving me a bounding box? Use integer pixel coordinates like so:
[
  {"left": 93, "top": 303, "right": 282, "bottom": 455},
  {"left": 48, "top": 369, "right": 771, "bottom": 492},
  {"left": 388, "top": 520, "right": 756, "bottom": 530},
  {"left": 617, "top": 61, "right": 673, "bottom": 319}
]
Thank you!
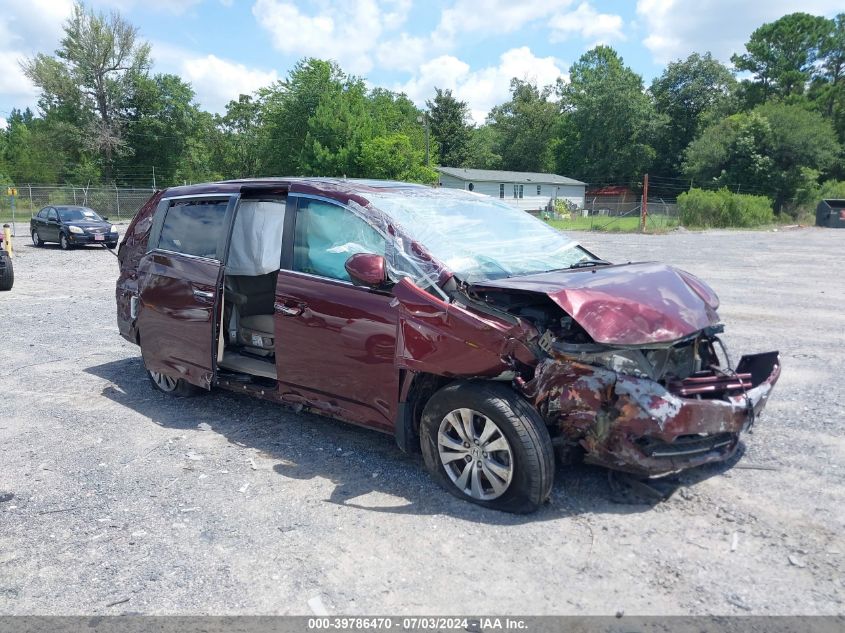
[{"left": 569, "top": 259, "right": 612, "bottom": 269}]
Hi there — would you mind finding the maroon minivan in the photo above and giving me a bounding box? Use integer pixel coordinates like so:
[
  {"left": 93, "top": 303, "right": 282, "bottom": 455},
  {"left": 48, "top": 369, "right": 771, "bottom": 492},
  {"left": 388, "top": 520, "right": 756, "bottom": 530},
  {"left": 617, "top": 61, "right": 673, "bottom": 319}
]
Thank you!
[{"left": 116, "top": 178, "right": 780, "bottom": 513}]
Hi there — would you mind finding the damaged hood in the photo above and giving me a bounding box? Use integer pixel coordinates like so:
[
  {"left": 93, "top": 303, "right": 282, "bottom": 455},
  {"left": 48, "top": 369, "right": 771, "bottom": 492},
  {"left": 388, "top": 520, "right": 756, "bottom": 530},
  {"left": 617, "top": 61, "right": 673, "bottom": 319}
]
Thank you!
[{"left": 475, "top": 262, "right": 721, "bottom": 346}]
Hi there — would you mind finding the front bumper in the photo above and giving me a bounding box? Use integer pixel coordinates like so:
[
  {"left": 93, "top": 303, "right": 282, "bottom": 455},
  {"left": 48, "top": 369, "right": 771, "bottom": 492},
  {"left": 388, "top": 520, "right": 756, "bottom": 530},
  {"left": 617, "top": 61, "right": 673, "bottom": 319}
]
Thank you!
[
  {"left": 68, "top": 231, "right": 119, "bottom": 245},
  {"left": 524, "top": 351, "right": 781, "bottom": 476}
]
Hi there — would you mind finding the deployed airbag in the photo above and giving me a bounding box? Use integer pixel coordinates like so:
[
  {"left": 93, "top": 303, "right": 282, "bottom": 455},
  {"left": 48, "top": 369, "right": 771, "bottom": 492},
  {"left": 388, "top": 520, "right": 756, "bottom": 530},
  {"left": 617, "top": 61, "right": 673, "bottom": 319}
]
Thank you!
[{"left": 227, "top": 199, "right": 286, "bottom": 276}]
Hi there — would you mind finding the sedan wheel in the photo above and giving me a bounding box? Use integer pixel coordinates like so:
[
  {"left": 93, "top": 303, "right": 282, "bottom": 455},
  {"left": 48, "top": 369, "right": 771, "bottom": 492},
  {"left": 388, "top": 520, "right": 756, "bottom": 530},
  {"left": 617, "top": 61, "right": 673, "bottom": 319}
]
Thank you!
[
  {"left": 438, "top": 408, "right": 513, "bottom": 500},
  {"left": 32, "top": 230, "right": 43, "bottom": 247},
  {"left": 59, "top": 233, "right": 70, "bottom": 250}
]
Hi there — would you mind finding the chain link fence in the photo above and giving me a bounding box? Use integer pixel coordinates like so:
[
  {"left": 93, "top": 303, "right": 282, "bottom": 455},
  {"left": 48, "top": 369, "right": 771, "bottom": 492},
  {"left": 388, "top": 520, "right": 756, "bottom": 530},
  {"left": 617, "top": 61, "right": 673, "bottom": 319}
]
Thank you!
[
  {"left": 551, "top": 197, "right": 680, "bottom": 232},
  {"left": 1, "top": 184, "right": 156, "bottom": 225}
]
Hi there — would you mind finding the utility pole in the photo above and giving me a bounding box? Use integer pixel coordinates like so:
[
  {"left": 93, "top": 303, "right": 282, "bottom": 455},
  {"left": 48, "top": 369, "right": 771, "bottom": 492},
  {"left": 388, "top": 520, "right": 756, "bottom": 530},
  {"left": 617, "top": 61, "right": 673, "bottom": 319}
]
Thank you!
[
  {"left": 152, "top": 166, "right": 156, "bottom": 190},
  {"left": 417, "top": 113, "right": 430, "bottom": 166},
  {"left": 640, "top": 173, "right": 649, "bottom": 233}
]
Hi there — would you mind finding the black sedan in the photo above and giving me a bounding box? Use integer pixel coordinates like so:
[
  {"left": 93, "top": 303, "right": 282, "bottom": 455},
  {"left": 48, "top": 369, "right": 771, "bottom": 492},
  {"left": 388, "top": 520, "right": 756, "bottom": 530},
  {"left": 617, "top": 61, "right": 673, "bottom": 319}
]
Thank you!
[{"left": 30, "top": 205, "right": 119, "bottom": 250}]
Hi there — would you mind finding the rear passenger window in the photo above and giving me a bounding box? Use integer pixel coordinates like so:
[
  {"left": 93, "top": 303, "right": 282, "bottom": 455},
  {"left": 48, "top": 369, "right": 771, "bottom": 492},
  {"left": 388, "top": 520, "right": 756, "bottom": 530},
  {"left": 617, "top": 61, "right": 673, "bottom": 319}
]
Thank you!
[
  {"left": 292, "top": 198, "right": 385, "bottom": 282},
  {"left": 158, "top": 200, "right": 228, "bottom": 259}
]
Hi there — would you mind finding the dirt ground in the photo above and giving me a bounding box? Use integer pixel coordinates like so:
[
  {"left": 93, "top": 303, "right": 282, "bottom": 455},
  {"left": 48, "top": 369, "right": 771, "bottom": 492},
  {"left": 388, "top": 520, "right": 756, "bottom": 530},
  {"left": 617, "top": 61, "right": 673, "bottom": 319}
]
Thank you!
[{"left": 0, "top": 223, "right": 843, "bottom": 616}]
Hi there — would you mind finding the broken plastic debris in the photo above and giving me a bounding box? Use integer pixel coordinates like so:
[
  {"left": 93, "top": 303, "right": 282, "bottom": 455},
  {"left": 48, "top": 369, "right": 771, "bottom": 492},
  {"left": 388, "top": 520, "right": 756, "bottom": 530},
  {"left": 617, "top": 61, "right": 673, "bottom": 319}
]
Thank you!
[
  {"left": 239, "top": 483, "right": 250, "bottom": 493},
  {"left": 308, "top": 596, "right": 329, "bottom": 616}
]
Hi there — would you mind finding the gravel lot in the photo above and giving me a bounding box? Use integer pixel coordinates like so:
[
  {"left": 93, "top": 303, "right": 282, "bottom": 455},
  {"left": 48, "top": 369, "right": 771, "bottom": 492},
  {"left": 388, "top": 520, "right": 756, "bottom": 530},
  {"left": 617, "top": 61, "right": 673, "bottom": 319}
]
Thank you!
[{"left": 0, "top": 223, "right": 843, "bottom": 616}]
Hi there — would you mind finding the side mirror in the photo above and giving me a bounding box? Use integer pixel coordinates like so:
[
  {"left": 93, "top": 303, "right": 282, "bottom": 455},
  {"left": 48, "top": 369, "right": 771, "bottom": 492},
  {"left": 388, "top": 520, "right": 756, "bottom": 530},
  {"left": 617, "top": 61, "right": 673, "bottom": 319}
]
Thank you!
[
  {"left": 345, "top": 253, "right": 388, "bottom": 288},
  {"left": 102, "top": 216, "right": 109, "bottom": 221}
]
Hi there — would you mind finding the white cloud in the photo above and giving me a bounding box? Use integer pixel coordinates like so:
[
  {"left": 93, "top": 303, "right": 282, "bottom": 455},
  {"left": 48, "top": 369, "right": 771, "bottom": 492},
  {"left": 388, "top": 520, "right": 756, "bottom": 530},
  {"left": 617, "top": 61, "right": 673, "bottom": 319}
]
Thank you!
[
  {"left": 637, "top": 0, "right": 845, "bottom": 64},
  {"left": 0, "top": 0, "right": 73, "bottom": 112},
  {"left": 92, "top": 0, "right": 202, "bottom": 14},
  {"left": 252, "top": 0, "right": 409, "bottom": 74},
  {"left": 182, "top": 55, "right": 279, "bottom": 112},
  {"left": 397, "top": 47, "right": 565, "bottom": 124},
  {"left": 549, "top": 2, "right": 625, "bottom": 46},
  {"left": 376, "top": 33, "right": 429, "bottom": 72},
  {"left": 153, "top": 43, "right": 278, "bottom": 112},
  {"left": 433, "top": 0, "right": 574, "bottom": 47}
]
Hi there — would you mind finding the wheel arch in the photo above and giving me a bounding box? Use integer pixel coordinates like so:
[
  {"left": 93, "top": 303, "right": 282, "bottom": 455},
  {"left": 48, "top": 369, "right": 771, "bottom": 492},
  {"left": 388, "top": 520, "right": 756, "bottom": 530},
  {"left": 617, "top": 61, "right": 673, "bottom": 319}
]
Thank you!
[{"left": 395, "top": 372, "right": 531, "bottom": 454}]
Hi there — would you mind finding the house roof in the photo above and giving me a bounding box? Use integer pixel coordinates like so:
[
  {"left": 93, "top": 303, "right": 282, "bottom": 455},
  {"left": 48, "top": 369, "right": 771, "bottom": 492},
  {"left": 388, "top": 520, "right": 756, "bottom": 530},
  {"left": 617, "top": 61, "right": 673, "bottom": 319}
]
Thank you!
[{"left": 437, "top": 167, "right": 586, "bottom": 186}]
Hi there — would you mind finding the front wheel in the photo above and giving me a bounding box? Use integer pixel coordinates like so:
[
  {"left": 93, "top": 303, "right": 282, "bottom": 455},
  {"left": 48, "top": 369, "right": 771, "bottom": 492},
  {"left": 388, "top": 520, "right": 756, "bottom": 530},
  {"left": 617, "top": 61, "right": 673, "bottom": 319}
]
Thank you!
[
  {"left": 59, "top": 233, "right": 71, "bottom": 250},
  {"left": 420, "top": 381, "right": 554, "bottom": 513},
  {"left": 32, "top": 230, "right": 43, "bottom": 247},
  {"left": 147, "top": 369, "right": 203, "bottom": 397}
]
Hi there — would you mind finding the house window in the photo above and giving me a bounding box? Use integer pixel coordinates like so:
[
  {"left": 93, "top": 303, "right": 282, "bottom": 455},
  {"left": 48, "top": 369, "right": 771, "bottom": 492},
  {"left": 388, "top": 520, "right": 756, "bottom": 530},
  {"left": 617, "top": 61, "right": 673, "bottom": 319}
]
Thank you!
[
  {"left": 499, "top": 183, "right": 504, "bottom": 198},
  {"left": 467, "top": 182, "right": 474, "bottom": 192},
  {"left": 537, "top": 185, "right": 542, "bottom": 195},
  {"left": 513, "top": 185, "right": 523, "bottom": 199}
]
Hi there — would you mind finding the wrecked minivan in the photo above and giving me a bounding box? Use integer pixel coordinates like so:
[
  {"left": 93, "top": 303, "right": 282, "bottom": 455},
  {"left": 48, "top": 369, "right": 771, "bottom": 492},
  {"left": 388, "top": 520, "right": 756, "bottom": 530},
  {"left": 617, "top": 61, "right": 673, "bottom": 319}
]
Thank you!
[{"left": 116, "top": 179, "right": 780, "bottom": 513}]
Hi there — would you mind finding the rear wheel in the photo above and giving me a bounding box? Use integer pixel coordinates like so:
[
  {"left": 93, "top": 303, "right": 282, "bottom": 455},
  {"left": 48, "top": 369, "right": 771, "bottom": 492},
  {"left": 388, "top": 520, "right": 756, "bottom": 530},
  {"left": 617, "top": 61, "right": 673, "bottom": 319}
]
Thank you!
[
  {"left": 420, "top": 381, "right": 554, "bottom": 513},
  {"left": 32, "top": 229, "right": 43, "bottom": 247},
  {"left": 59, "top": 233, "right": 71, "bottom": 250},
  {"left": 147, "top": 369, "right": 203, "bottom": 397},
  {"left": 0, "top": 253, "right": 13, "bottom": 291}
]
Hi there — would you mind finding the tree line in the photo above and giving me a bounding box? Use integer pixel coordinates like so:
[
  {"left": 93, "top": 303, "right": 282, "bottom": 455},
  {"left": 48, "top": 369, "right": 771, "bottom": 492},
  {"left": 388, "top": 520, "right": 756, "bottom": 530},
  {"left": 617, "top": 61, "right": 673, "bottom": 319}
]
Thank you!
[{"left": 1, "top": 2, "right": 843, "bottom": 217}]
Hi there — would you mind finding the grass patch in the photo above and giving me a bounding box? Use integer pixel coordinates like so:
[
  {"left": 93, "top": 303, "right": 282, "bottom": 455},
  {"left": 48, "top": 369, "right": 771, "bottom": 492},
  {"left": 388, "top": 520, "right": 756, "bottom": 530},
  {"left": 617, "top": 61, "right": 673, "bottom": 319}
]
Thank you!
[{"left": 547, "top": 214, "right": 679, "bottom": 233}]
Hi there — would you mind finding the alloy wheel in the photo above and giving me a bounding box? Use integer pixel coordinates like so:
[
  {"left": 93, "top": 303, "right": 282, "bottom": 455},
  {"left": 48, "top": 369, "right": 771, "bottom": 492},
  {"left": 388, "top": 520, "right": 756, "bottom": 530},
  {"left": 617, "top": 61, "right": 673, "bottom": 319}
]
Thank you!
[
  {"left": 32, "top": 231, "right": 39, "bottom": 246},
  {"left": 437, "top": 408, "right": 514, "bottom": 500},
  {"left": 149, "top": 370, "right": 177, "bottom": 392}
]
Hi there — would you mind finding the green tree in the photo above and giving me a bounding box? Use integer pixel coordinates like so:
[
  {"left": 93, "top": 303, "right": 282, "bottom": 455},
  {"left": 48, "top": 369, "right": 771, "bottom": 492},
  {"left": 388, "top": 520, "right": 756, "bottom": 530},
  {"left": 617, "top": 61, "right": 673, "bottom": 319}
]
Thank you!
[
  {"left": 464, "top": 125, "right": 503, "bottom": 170},
  {"left": 302, "top": 75, "right": 372, "bottom": 176},
  {"left": 812, "top": 14, "right": 845, "bottom": 151},
  {"left": 21, "top": 1, "right": 151, "bottom": 180},
  {"left": 684, "top": 102, "right": 841, "bottom": 213},
  {"left": 732, "top": 13, "right": 832, "bottom": 103},
  {"left": 556, "top": 46, "right": 661, "bottom": 184},
  {"left": 117, "top": 73, "right": 204, "bottom": 186},
  {"left": 359, "top": 133, "right": 437, "bottom": 182},
  {"left": 487, "top": 79, "right": 558, "bottom": 172},
  {"left": 426, "top": 88, "right": 472, "bottom": 167},
  {"left": 2, "top": 109, "right": 67, "bottom": 183},
  {"left": 215, "top": 94, "right": 263, "bottom": 179},
  {"left": 259, "top": 58, "right": 348, "bottom": 175},
  {"left": 650, "top": 53, "right": 736, "bottom": 178}
]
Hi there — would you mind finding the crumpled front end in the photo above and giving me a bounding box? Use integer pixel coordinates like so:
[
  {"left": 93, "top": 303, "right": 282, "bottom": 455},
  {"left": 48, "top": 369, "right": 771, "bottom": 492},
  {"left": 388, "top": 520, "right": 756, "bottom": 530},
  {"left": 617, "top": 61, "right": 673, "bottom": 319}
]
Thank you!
[{"left": 522, "top": 349, "right": 781, "bottom": 476}]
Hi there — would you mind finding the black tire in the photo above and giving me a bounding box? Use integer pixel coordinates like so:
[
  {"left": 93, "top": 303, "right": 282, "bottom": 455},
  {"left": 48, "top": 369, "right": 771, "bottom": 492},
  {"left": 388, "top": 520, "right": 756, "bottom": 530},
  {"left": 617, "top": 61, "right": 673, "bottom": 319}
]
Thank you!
[
  {"left": 0, "top": 253, "right": 13, "bottom": 291},
  {"left": 420, "top": 381, "right": 554, "bottom": 513},
  {"left": 146, "top": 368, "right": 203, "bottom": 397},
  {"left": 32, "top": 229, "right": 43, "bottom": 247},
  {"left": 59, "top": 232, "right": 71, "bottom": 250},
  {"left": 106, "top": 241, "right": 118, "bottom": 249}
]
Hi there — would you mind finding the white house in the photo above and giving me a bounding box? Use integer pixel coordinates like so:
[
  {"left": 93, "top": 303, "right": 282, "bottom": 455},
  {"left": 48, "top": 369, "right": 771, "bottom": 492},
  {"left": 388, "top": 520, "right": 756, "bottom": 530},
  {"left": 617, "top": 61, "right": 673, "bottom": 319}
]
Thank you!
[{"left": 436, "top": 167, "right": 586, "bottom": 212}]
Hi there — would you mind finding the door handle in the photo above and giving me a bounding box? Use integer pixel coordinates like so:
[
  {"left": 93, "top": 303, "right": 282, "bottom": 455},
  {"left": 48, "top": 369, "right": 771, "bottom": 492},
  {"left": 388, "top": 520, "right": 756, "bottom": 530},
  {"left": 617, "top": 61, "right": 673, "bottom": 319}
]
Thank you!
[
  {"left": 274, "top": 302, "right": 302, "bottom": 316},
  {"left": 192, "top": 288, "right": 214, "bottom": 300}
]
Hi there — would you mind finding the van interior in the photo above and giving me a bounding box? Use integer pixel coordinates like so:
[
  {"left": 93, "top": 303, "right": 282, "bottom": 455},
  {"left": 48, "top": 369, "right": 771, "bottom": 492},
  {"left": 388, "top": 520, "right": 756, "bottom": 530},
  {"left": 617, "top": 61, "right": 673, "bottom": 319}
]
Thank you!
[{"left": 218, "top": 196, "right": 286, "bottom": 381}]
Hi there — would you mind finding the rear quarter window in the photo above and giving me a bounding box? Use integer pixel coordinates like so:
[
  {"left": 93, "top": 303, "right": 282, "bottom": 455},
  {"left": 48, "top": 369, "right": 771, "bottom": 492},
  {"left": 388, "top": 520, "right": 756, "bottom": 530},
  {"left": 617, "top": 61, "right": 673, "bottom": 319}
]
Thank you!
[{"left": 158, "top": 200, "right": 229, "bottom": 259}]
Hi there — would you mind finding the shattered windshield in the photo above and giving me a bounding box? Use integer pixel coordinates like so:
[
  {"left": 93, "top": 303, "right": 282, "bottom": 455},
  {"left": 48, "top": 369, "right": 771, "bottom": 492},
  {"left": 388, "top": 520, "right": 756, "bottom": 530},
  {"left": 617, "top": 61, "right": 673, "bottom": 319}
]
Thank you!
[{"left": 368, "top": 188, "right": 589, "bottom": 282}]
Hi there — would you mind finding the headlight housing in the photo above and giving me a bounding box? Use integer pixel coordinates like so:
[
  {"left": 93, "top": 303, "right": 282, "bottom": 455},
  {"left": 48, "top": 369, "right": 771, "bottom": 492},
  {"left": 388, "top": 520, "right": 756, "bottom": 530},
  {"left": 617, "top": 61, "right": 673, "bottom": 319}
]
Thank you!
[
  {"left": 68, "top": 225, "right": 84, "bottom": 234},
  {"left": 110, "top": 225, "right": 117, "bottom": 233}
]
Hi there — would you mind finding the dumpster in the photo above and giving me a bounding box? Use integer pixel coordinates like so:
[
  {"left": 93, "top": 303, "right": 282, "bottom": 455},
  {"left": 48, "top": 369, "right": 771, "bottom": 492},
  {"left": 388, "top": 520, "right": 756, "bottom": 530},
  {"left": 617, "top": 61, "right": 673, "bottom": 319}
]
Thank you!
[{"left": 816, "top": 199, "right": 845, "bottom": 228}]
